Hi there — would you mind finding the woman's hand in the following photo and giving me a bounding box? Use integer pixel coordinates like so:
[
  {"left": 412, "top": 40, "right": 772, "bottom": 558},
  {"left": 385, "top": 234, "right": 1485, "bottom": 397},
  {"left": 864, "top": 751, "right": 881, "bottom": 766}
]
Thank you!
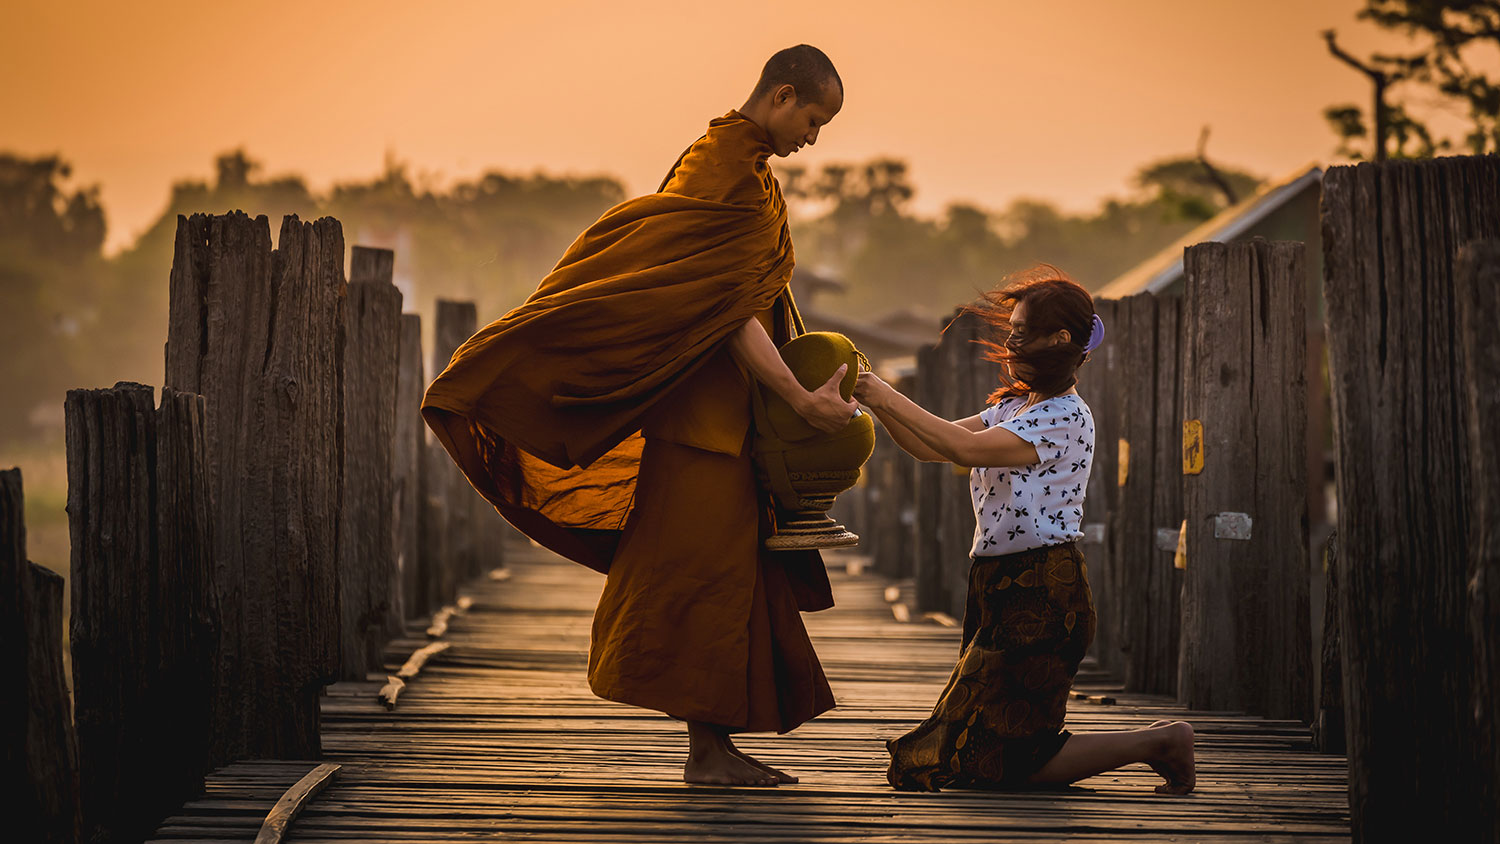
[
  {"left": 794, "top": 364, "right": 859, "bottom": 433},
  {"left": 854, "top": 371, "right": 894, "bottom": 409}
]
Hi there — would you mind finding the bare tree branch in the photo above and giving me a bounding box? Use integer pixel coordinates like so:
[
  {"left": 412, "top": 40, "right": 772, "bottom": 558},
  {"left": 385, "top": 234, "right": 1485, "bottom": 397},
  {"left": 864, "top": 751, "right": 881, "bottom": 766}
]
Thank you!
[{"left": 1196, "top": 126, "right": 1239, "bottom": 206}]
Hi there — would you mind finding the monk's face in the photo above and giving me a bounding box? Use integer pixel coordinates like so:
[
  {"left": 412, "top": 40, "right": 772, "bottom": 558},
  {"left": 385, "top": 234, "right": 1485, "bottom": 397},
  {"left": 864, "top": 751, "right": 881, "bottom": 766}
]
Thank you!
[{"left": 765, "top": 82, "right": 842, "bottom": 157}]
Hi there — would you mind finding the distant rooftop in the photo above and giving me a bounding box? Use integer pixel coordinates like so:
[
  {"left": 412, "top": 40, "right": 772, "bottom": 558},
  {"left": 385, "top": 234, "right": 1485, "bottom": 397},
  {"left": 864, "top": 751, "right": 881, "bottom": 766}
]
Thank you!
[{"left": 1096, "top": 164, "right": 1324, "bottom": 299}]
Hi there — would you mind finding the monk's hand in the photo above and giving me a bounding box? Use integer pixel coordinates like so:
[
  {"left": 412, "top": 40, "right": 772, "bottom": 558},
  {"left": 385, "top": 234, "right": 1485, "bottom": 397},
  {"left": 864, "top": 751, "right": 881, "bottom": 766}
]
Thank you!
[
  {"left": 853, "top": 371, "right": 890, "bottom": 409},
  {"left": 798, "top": 363, "right": 860, "bottom": 433}
]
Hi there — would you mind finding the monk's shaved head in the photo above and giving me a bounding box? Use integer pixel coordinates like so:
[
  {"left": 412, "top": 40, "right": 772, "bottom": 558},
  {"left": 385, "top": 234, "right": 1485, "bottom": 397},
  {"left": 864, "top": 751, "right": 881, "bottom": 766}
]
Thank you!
[{"left": 752, "top": 44, "right": 842, "bottom": 104}]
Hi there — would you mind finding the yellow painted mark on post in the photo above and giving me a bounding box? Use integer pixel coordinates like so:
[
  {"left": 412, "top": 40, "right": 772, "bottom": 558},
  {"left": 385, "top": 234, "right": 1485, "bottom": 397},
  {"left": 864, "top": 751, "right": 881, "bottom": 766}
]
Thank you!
[
  {"left": 1183, "top": 419, "right": 1204, "bottom": 475},
  {"left": 1173, "top": 519, "right": 1188, "bottom": 569},
  {"left": 1117, "top": 439, "right": 1130, "bottom": 487}
]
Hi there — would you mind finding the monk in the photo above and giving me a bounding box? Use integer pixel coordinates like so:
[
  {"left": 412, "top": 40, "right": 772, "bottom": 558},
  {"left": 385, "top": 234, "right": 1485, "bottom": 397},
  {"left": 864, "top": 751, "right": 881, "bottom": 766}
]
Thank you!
[{"left": 422, "top": 44, "right": 855, "bottom": 786}]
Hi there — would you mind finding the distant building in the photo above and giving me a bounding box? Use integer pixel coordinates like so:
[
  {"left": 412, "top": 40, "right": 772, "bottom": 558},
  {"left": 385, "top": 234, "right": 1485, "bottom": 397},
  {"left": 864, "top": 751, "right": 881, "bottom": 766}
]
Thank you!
[{"left": 792, "top": 267, "right": 943, "bottom": 369}]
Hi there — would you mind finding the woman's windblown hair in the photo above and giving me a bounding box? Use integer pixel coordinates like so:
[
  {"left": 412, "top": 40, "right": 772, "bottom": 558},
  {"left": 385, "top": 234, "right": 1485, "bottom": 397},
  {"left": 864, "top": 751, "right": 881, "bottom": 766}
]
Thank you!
[{"left": 966, "top": 265, "right": 1096, "bottom": 402}]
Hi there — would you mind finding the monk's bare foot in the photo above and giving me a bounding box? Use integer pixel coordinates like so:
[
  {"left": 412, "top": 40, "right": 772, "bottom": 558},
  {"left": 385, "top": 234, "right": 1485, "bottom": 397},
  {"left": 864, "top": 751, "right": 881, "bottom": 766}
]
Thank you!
[
  {"left": 729, "top": 746, "right": 799, "bottom": 784},
  {"left": 685, "top": 745, "right": 779, "bottom": 787},
  {"left": 1148, "top": 721, "right": 1196, "bottom": 795},
  {"left": 685, "top": 721, "right": 777, "bottom": 787}
]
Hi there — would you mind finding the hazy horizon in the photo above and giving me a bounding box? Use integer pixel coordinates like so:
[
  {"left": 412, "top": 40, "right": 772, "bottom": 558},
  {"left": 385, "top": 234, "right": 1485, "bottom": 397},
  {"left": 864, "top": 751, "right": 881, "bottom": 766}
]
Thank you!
[{"left": 4, "top": 0, "right": 1449, "bottom": 254}]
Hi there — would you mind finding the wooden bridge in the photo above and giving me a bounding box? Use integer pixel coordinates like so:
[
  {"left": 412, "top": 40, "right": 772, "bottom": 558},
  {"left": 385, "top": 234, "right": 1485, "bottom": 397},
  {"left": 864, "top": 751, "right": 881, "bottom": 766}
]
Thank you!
[
  {"left": 147, "top": 541, "right": 1349, "bottom": 843},
  {"left": 7, "top": 155, "right": 1497, "bottom": 844}
]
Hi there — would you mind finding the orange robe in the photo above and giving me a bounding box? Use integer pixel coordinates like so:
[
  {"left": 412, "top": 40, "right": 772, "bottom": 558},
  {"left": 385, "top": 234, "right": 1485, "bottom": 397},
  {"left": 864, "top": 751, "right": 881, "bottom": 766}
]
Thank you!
[{"left": 422, "top": 111, "right": 834, "bottom": 732}]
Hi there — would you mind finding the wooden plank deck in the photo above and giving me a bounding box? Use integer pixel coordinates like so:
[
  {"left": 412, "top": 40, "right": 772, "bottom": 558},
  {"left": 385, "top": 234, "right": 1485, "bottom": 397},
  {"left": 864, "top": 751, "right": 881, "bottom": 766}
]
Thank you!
[{"left": 150, "top": 541, "right": 1350, "bottom": 842}]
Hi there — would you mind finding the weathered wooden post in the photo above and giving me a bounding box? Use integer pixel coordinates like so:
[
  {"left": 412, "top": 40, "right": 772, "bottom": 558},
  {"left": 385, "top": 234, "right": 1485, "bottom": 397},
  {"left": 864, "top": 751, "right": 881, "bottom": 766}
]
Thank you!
[
  {"left": 1323, "top": 156, "right": 1500, "bottom": 840},
  {"left": 1110, "top": 293, "right": 1184, "bottom": 696},
  {"left": 1177, "top": 239, "right": 1310, "bottom": 720},
  {"left": 2, "top": 469, "right": 82, "bottom": 844},
  {"left": 339, "top": 246, "right": 403, "bottom": 678},
  {"left": 869, "top": 375, "right": 918, "bottom": 581},
  {"left": 1457, "top": 240, "right": 1500, "bottom": 844},
  {"left": 911, "top": 341, "right": 949, "bottom": 613},
  {"left": 432, "top": 300, "right": 481, "bottom": 588},
  {"left": 1077, "top": 298, "right": 1121, "bottom": 677},
  {"left": 1313, "top": 532, "right": 1345, "bottom": 753},
  {"left": 938, "top": 310, "right": 980, "bottom": 620},
  {"left": 1148, "top": 296, "right": 1184, "bottom": 693},
  {"left": 395, "top": 313, "right": 426, "bottom": 621},
  {"left": 66, "top": 384, "right": 216, "bottom": 842},
  {"left": 165, "top": 212, "right": 345, "bottom": 760}
]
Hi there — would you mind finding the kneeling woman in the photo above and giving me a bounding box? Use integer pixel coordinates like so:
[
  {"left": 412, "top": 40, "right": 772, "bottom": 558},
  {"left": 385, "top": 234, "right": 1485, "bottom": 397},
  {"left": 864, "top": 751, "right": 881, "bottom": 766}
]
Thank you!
[{"left": 853, "top": 269, "right": 1196, "bottom": 794}]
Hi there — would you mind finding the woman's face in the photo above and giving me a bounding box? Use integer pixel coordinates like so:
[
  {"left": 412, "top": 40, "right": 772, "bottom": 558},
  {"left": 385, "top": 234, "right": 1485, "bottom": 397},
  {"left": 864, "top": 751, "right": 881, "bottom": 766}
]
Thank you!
[{"left": 1006, "top": 300, "right": 1071, "bottom": 351}]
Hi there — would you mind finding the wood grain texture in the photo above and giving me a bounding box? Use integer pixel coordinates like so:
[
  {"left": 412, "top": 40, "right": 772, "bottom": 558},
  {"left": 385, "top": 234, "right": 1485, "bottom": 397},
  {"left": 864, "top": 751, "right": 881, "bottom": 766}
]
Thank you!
[
  {"left": 251, "top": 763, "right": 340, "bottom": 844},
  {"left": 911, "top": 342, "right": 948, "bottom": 614},
  {"left": 148, "top": 540, "right": 1351, "bottom": 843},
  {"left": 394, "top": 314, "right": 425, "bottom": 622},
  {"left": 339, "top": 247, "right": 403, "bottom": 679},
  {"left": 432, "top": 300, "right": 482, "bottom": 584},
  {"left": 1146, "top": 295, "right": 1183, "bottom": 698},
  {"left": 1077, "top": 298, "right": 1121, "bottom": 679},
  {"left": 1112, "top": 293, "right": 1163, "bottom": 696},
  {"left": 164, "top": 212, "right": 347, "bottom": 761},
  {"left": 1322, "top": 156, "right": 1500, "bottom": 840},
  {"left": 1178, "top": 240, "right": 1309, "bottom": 721},
  {"left": 1313, "top": 532, "right": 1344, "bottom": 754},
  {"left": 66, "top": 384, "right": 218, "bottom": 841},
  {"left": 3, "top": 469, "right": 83, "bottom": 844},
  {"left": 938, "top": 310, "right": 980, "bottom": 620},
  {"left": 1457, "top": 240, "right": 1500, "bottom": 844}
]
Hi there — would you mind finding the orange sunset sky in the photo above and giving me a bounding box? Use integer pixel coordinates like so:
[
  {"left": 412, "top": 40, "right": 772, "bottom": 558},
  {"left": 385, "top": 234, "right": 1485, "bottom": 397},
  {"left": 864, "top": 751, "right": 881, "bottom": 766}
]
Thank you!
[{"left": 4, "top": 0, "right": 1446, "bottom": 254}]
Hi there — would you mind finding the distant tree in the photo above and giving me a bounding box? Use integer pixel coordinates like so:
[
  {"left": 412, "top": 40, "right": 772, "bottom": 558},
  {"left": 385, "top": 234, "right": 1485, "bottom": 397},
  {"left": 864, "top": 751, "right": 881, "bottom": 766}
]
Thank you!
[
  {"left": 1324, "top": 0, "right": 1499, "bottom": 159},
  {"left": 0, "top": 154, "right": 107, "bottom": 441},
  {"left": 1135, "top": 154, "right": 1262, "bottom": 222}
]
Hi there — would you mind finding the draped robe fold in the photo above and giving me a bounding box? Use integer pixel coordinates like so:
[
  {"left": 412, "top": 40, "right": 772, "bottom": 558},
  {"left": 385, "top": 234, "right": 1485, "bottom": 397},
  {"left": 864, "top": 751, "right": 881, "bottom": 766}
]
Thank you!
[{"left": 422, "top": 111, "right": 835, "bottom": 732}]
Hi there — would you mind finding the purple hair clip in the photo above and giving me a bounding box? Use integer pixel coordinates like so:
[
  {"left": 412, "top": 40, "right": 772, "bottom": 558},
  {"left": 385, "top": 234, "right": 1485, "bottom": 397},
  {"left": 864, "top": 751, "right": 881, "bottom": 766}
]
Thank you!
[{"left": 1083, "top": 313, "right": 1105, "bottom": 353}]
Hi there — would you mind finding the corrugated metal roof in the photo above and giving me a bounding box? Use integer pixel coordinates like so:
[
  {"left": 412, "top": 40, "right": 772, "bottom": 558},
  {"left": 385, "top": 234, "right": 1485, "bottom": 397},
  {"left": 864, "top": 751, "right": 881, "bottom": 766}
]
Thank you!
[{"left": 1095, "top": 163, "right": 1324, "bottom": 299}]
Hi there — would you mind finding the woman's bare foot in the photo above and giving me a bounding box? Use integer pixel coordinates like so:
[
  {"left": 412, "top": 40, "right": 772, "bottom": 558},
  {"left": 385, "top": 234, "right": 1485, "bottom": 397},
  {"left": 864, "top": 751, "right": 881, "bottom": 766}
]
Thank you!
[
  {"left": 729, "top": 745, "right": 799, "bottom": 784},
  {"left": 685, "top": 721, "right": 777, "bottom": 787},
  {"left": 1148, "top": 720, "right": 1196, "bottom": 795}
]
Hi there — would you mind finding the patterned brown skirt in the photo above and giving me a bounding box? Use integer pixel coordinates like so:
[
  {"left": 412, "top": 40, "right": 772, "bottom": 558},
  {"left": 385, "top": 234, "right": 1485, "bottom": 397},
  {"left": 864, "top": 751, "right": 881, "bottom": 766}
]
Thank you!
[{"left": 886, "top": 542, "right": 1096, "bottom": 791}]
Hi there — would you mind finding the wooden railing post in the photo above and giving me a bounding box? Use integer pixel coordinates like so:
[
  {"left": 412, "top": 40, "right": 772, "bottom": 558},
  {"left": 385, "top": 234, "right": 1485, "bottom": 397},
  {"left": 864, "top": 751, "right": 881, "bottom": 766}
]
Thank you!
[
  {"left": 165, "top": 212, "right": 345, "bottom": 760},
  {"left": 1178, "top": 239, "right": 1310, "bottom": 720},
  {"left": 1110, "top": 292, "right": 1184, "bottom": 696},
  {"left": 937, "top": 310, "right": 981, "bottom": 620},
  {"left": 1076, "top": 298, "right": 1122, "bottom": 677},
  {"left": 3, "top": 468, "right": 82, "bottom": 844},
  {"left": 66, "top": 383, "right": 216, "bottom": 842},
  {"left": 395, "top": 313, "right": 426, "bottom": 620},
  {"left": 1323, "top": 156, "right": 1500, "bottom": 840},
  {"left": 339, "top": 246, "right": 403, "bottom": 679},
  {"left": 911, "top": 341, "right": 948, "bottom": 613},
  {"left": 431, "top": 300, "right": 481, "bottom": 590}
]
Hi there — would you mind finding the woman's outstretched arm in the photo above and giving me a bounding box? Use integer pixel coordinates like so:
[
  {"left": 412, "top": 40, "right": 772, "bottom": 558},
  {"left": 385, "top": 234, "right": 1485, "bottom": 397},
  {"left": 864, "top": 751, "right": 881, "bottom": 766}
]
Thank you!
[{"left": 854, "top": 372, "right": 1038, "bottom": 469}]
